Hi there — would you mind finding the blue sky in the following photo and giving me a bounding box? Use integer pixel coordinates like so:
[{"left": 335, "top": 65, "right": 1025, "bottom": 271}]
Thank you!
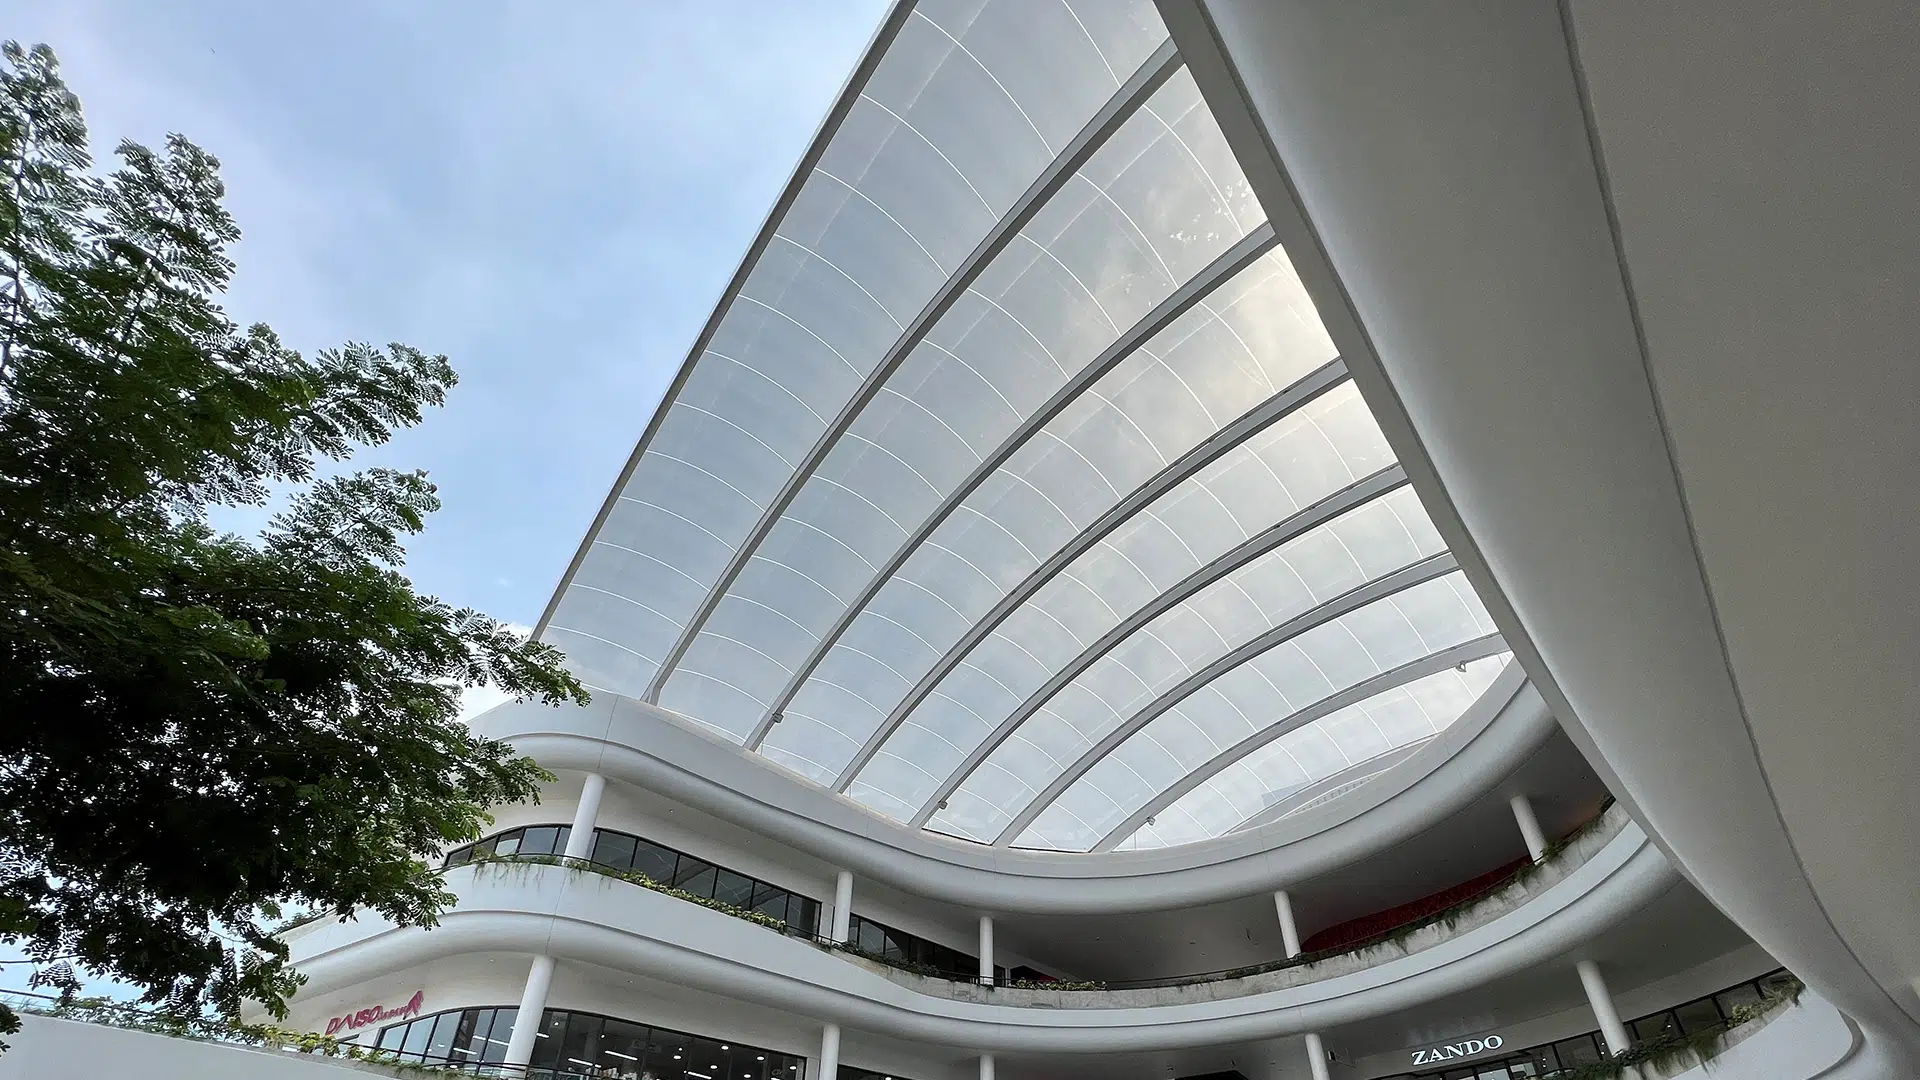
[
  {"left": 0, "top": 0, "right": 887, "bottom": 998},
  {"left": 3, "top": 0, "right": 886, "bottom": 628}
]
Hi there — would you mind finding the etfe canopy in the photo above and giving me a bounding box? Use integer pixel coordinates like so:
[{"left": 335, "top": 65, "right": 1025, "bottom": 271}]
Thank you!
[{"left": 538, "top": 0, "right": 1507, "bottom": 852}]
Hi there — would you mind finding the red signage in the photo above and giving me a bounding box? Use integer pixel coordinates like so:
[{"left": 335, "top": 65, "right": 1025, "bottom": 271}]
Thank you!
[{"left": 325, "top": 990, "right": 424, "bottom": 1036}]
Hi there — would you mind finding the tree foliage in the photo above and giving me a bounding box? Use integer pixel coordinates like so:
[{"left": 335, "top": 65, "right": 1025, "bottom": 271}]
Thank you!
[{"left": 0, "top": 41, "right": 588, "bottom": 1038}]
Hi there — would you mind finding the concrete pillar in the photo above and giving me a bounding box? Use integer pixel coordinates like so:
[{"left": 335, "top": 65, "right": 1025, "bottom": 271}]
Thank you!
[
  {"left": 978, "top": 915, "right": 995, "bottom": 985},
  {"left": 1274, "top": 889, "right": 1303, "bottom": 958},
  {"left": 979, "top": 1053, "right": 995, "bottom": 1080},
  {"left": 500, "top": 954, "right": 556, "bottom": 1068},
  {"left": 1510, "top": 792, "right": 1549, "bottom": 862},
  {"left": 1577, "top": 959, "right": 1631, "bottom": 1055},
  {"left": 831, "top": 870, "right": 854, "bottom": 943},
  {"left": 816, "top": 1023, "right": 841, "bottom": 1080},
  {"left": 562, "top": 772, "right": 606, "bottom": 860},
  {"left": 1303, "top": 1032, "right": 1331, "bottom": 1080}
]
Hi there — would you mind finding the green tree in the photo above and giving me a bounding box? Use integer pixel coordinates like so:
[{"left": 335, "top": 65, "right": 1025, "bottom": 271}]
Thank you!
[{"left": 0, "top": 41, "right": 587, "bottom": 1041}]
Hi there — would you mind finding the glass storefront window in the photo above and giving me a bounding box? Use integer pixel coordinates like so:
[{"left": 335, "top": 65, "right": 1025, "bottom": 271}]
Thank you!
[
  {"left": 1631, "top": 1011, "right": 1679, "bottom": 1043},
  {"left": 381, "top": 1006, "right": 805, "bottom": 1079},
  {"left": 1552, "top": 1034, "right": 1604, "bottom": 1068},
  {"left": 1672, "top": 997, "right": 1725, "bottom": 1035},
  {"left": 1385, "top": 970, "right": 1798, "bottom": 1080},
  {"left": 443, "top": 825, "right": 821, "bottom": 936},
  {"left": 631, "top": 839, "right": 679, "bottom": 884},
  {"left": 1714, "top": 982, "right": 1764, "bottom": 1015},
  {"left": 592, "top": 831, "right": 638, "bottom": 871}
]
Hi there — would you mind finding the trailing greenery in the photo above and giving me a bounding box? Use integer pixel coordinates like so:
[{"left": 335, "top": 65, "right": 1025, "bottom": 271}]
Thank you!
[
  {"left": 1541, "top": 977, "right": 1804, "bottom": 1080},
  {"left": 0, "top": 40, "right": 588, "bottom": 1041},
  {"left": 1005, "top": 977, "right": 1108, "bottom": 992},
  {"left": 457, "top": 808, "right": 1626, "bottom": 1002},
  {"left": 1, "top": 992, "right": 459, "bottom": 1076},
  {"left": 464, "top": 854, "right": 796, "bottom": 934}
]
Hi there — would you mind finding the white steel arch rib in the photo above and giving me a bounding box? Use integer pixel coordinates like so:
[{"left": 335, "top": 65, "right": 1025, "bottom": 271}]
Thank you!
[
  {"left": 644, "top": 39, "right": 1186, "bottom": 703},
  {"left": 1095, "top": 633, "right": 1508, "bottom": 850},
  {"left": 745, "top": 223, "right": 1281, "bottom": 749},
  {"left": 832, "top": 357, "right": 1352, "bottom": 790},
  {"left": 990, "top": 551, "right": 1461, "bottom": 846},
  {"left": 531, "top": 0, "right": 919, "bottom": 643},
  {"left": 906, "top": 463, "right": 1410, "bottom": 827}
]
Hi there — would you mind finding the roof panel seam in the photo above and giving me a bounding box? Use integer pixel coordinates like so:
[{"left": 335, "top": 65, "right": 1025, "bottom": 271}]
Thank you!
[{"left": 647, "top": 37, "right": 1185, "bottom": 704}]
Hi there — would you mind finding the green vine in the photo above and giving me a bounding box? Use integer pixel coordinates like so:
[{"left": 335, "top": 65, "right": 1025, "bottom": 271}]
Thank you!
[
  {"left": 2, "top": 994, "right": 459, "bottom": 1076},
  {"left": 465, "top": 853, "right": 797, "bottom": 934},
  {"left": 1541, "top": 977, "right": 1803, "bottom": 1080}
]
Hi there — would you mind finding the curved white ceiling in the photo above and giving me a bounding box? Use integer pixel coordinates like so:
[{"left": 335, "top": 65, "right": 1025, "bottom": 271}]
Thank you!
[{"left": 536, "top": 0, "right": 1509, "bottom": 851}]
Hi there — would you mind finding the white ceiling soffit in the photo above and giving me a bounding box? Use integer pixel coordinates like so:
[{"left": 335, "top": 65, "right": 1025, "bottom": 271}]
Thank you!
[
  {"left": 534, "top": 0, "right": 1516, "bottom": 853},
  {"left": 1155, "top": 0, "right": 1920, "bottom": 1064}
]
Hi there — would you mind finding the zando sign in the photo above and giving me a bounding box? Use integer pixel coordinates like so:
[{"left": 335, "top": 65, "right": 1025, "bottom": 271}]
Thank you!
[
  {"left": 325, "top": 990, "right": 424, "bottom": 1036},
  {"left": 1410, "top": 1034, "right": 1504, "bottom": 1066}
]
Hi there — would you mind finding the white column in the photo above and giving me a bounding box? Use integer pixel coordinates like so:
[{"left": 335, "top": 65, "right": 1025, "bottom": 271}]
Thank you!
[
  {"left": 1510, "top": 792, "right": 1549, "bottom": 862},
  {"left": 1577, "top": 959, "right": 1631, "bottom": 1055},
  {"left": 831, "top": 870, "right": 854, "bottom": 943},
  {"left": 978, "top": 1053, "right": 995, "bottom": 1080},
  {"left": 1274, "top": 889, "right": 1303, "bottom": 958},
  {"left": 562, "top": 772, "right": 607, "bottom": 860},
  {"left": 816, "top": 1023, "right": 841, "bottom": 1080},
  {"left": 978, "top": 915, "right": 995, "bottom": 985},
  {"left": 1303, "top": 1032, "right": 1331, "bottom": 1080},
  {"left": 500, "top": 954, "right": 556, "bottom": 1068}
]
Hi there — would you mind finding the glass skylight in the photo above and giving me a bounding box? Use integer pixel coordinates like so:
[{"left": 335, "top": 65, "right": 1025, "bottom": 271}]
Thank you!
[{"left": 539, "top": 0, "right": 1511, "bottom": 852}]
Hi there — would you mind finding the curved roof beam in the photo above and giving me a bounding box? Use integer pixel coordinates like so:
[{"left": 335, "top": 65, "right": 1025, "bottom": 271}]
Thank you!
[
  {"left": 531, "top": 0, "right": 919, "bottom": 641},
  {"left": 1094, "top": 633, "right": 1508, "bottom": 851},
  {"left": 832, "top": 357, "right": 1351, "bottom": 789},
  {"left": 746, "top": 224, "right": 1281, "bottom": 748},
  {"left": 906, "top": 463, "right": 1409, "bottom": 827},
  {"left": 642, "top": 39, "right": 1185, "bottom": 703},
  {"left": 990, "top": 551, "right": 1459, "bottom": 845}
]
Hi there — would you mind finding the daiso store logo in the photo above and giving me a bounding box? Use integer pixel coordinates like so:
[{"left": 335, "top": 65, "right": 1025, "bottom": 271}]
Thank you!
[{"left": 325, "top": 990, "right": 424, "bottom": 1036}]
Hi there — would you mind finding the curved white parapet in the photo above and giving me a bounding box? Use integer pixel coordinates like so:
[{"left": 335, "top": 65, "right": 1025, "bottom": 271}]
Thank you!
[
  {"left": 469, "top": 665, "right": 1557, "bottom": 913},
  {"left": 287, "top": 822, "right": 1672, "bottom": 1053},
  {"left": 1652, "top": 992, "right": 1859, "bottom": 1080},
  {"left": 1159, "top": 0, "right": 1920, "bottom": 1070}
]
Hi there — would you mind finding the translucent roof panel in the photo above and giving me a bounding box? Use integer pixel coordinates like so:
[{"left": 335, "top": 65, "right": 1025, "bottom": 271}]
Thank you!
[
  {"left": 539, "top": 1, "right": 1519, "bottom": 854},
  {"left": 1110, "top": 655, "right": 1509, "bottom": 851},
  {"left": 1008, "top": 573, "right": 1500, "bottom": 850},
  {"left": 543, "top": 0, "right": 1168, "bottom": 701},
  {"left": 749, "top": 67, "right": 1262, "bottom": 777}
]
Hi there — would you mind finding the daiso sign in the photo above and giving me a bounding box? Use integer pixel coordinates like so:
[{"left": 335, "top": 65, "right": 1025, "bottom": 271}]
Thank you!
[{"left": 325, "top": 990, "right": 424, "bottom": 1036}]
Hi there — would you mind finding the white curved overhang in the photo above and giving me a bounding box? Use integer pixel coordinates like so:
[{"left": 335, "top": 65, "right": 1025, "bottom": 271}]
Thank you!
[
  {"left": 288, "top": 821, "right": 1671, "bottom": 1053},
  {"left": 472, "top": 664, "right": 1556, "bottom": 913},
  {"left": 1157, "top": 0, "right": 1920, "bottom": 1068},
  {"left": 532, "top": 0, "right": 1514, "bottom": 854}
]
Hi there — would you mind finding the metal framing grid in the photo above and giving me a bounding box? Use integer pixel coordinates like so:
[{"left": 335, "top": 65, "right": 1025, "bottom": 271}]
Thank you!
[
  {"left": 746, "top": 223, "right": 1281, "bottom": 748},
  {"left": 908, "top": 463, "right": 1410, "bottom": 827},
  {"left": 991, "top": 551, "right": 1462, "bottom": 846},
  {"left": 1092, "top": 633, "right": 1509, "bottom": 850},
  {"left": 834, "top": 357, "right": 1353, "bottom": 791},
  {"left": 644, "top": 39, "right": 1186, "bottom": 703}
]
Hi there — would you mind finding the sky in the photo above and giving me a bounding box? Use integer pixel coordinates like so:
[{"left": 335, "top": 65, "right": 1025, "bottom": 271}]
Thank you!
[
  {"left": 0, "top": 0, "right": 888, "bottom": 999},
  {"left": 0, "top": 0, "right": 888, "bottom": 630}
]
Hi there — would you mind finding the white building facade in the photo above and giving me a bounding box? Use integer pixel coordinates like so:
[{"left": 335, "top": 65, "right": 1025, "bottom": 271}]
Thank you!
[{"left": 260, "top": 2, "right": 1920, "bottom": 1079}]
